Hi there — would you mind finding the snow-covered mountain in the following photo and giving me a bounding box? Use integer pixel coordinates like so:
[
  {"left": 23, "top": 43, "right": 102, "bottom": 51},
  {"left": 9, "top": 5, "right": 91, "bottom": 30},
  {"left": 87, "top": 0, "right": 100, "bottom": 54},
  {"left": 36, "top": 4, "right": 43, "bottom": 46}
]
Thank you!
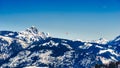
[{"left": 0, "top": 26, "right": 120, "bottom": 68}]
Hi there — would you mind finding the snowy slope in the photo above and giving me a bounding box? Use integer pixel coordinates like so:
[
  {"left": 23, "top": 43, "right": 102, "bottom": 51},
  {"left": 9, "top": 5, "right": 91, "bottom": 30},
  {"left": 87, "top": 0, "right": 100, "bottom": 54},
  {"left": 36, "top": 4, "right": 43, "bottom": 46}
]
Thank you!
[{"left": 0, "top": 26, "right": 120, "bottom": 68}]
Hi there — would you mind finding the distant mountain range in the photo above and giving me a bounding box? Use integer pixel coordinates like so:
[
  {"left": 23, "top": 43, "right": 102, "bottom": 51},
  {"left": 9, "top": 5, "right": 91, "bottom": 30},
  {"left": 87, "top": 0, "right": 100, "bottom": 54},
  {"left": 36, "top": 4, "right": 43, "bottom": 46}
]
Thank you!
[{"left": 0, "top": 26, "right": 120, "bottom": 68}]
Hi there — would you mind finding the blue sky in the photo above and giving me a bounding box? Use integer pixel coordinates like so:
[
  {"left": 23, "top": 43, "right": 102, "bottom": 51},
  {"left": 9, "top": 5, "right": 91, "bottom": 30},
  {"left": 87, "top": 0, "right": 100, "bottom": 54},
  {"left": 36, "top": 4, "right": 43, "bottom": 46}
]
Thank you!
[{"left": 0, "top": 0, "right": 120, "bottom": 40}]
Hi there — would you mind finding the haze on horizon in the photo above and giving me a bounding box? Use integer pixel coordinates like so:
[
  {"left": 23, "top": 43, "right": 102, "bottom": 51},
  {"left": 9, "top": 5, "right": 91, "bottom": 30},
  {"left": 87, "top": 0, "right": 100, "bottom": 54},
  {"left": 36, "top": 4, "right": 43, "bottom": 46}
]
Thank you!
[{"left": 0, "top": 0, "right": 120, "bottom": 40}]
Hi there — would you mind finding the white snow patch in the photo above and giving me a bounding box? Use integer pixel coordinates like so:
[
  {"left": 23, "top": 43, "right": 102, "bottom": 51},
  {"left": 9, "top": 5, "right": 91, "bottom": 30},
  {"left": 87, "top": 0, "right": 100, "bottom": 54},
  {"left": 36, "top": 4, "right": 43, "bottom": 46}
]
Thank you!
[
  {"left": 99, "top": 49, "right": 119, "bottom": 56},
  {"left": 96, "top": 45, "right": 103, "bottom": 49},
  {"left": 8, "top": 33, "right": 14, "bottom": 36},
  {"left": 84, "top": 43, "right": 92, "bottom": 47},
  {"left": 0, "top": 36, "right": 13, "bottom": 45},
  {"left": 91, "top": 38, "right": 108, "bottom": 44},
  {"left": 50, "top": 40, "right": 59, "bottom": 46},
  {"left": 62, "top": 43, "right": 72, "bottom": 49},
  {"left": 81, "top": 57, "right": 91, "bottom": 66},
  {"left": 39, "top": 51, "right": 52, "bottom": 64},
  {"left": 75, "top": 39, "right": 84, "bottom": 42},
  {"left": 99, "top": 57, "right": 112, "bottom": 64},
  {"left": 42, "top": 40, "right": 59, "bottom": 47},
  {"left": 0, "top": 53, "right": 9, "bottom": 60},
  {"left": 79, "top": 43, "right": 92, "bottom": 49},
  {"left": 110, "top": 56, "right": 117, "bottom": 61},
  {"left": 17, "top": 39, "right": 28, "bottom": 48}
]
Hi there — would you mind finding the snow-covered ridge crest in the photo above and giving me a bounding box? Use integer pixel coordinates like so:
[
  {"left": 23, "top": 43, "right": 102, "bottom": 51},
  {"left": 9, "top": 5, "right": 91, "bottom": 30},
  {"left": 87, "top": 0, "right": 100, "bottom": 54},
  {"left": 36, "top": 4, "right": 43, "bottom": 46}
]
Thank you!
[
  {"left": 0, "top": 26, "right": 120, "bottom": 68},
  {"left": 25, "top": 26, "right": 49, "bottom": 38},
  {"left": 25, "top": 26, "right": 39, "bottom": 34},
  {"left": 76, "top": 38, "right": 108, "bottom": 44},
  {"left": 113, "top": 35, "right": 120, "bottom": 42},
  {"left": 0, "top": 35, "right": 13, "bottom": 45},
  {"left": 92, "top": 38, "right": 108, "bottom": 44},
  {"left": 16, "top": 26, "right": 49, "bottom": 43},
  {"left": 0, "top": 26, "right": 50, "bottom": 48},
  {"left": 83, "top": 38, "right": 108, "bottom": 44}
]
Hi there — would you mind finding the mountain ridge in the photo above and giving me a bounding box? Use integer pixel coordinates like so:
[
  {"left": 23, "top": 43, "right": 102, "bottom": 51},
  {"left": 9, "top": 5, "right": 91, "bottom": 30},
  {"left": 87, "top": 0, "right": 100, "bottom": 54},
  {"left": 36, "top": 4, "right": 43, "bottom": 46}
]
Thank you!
[{"left": 0, "top": 26, "right": 120, "bottom": 68}]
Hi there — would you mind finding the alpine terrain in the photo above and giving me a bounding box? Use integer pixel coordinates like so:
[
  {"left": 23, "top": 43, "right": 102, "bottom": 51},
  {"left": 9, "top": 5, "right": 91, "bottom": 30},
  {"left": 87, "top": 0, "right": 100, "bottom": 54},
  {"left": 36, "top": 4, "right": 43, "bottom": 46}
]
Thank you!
[{"left": 0, "top": 26, "right": 120, "bottom": 68}]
